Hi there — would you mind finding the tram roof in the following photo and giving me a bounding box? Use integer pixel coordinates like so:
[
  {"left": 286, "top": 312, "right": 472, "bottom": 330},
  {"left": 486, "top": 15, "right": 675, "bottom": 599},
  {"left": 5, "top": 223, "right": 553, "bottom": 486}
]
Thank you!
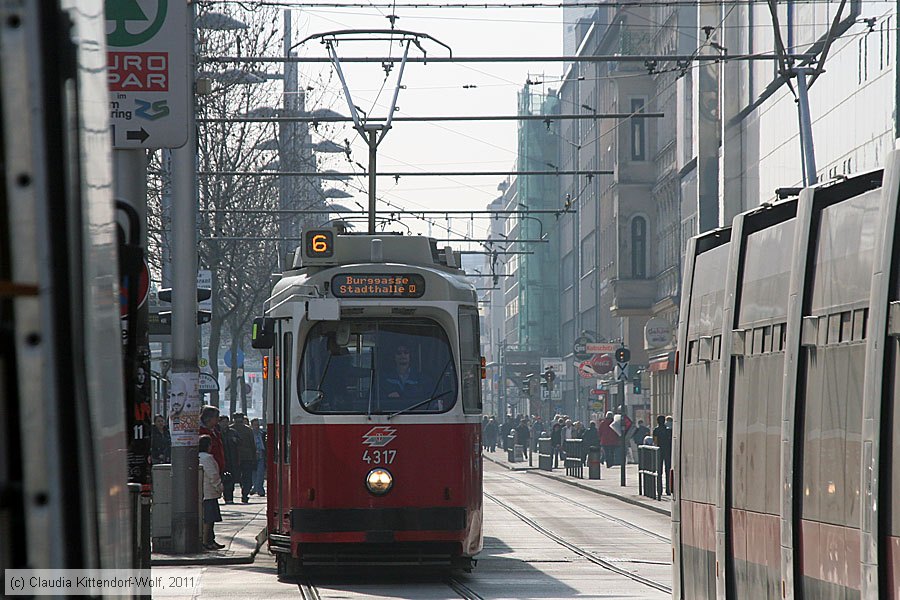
[
  {"left": 290, "top": 227, "right": 464, "bottom": 273},
  {"left": 265, "top": 228, "right": 476, "bottom": 315}
]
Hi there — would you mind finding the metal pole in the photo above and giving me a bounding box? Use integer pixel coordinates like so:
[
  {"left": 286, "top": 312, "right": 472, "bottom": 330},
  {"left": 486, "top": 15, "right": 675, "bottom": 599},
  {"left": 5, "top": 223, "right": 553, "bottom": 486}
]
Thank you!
[
  {"left": 278, "top": 10, "right": 293, "bottom": 270},
  {"left": 160, "top": 149, "right": 173, "bottom": 416},
  {"left": 794, "top": 67, "right": 818, "bottom": 186},
  {"left": 171, "top": 1, "right": 200, "bottom": 553},
  {"left": 620, "top": 378, "right": 627, "bottom": 487},
  {"left": 367, "top": 127, "right": 378, "bottom": 233},
  {"left": 499, "top": 342, "right": 505, "bottom": 420}
]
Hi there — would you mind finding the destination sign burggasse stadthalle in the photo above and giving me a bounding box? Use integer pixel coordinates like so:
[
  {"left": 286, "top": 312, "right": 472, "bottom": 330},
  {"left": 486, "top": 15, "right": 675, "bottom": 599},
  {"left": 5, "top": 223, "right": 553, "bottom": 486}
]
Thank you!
[{"left": 331, "top": 273, "right": 426, "bottom": 298}]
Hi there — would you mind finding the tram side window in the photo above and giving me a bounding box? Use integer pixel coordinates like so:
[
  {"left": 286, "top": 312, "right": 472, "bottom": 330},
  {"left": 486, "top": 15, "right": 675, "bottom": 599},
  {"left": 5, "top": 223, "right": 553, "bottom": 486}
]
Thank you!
[
  {"left": 459, "top": 307, "right": 482, "bottom": 413},
  {"left": 298, "top": 319, "right": 457, "bottom": 415}
]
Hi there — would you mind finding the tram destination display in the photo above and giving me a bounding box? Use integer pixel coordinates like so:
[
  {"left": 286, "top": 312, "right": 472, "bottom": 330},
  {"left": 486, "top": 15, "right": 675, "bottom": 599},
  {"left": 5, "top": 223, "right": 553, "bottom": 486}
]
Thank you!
[{"left": 331, "top": 273, "right": 426, "bottom": 298}]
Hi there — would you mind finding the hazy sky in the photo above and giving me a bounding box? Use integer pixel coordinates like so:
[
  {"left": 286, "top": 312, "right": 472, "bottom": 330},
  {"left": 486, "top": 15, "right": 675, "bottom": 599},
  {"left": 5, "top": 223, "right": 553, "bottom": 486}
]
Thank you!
[{"left": 287, "top": 4, "right": 565, "bottom": 244}]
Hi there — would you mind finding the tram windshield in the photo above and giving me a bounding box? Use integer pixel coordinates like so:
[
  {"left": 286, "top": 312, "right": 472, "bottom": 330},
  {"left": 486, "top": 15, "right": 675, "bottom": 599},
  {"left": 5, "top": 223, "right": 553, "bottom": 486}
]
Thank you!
[{"left": 298, "top": 319, "right": 457, "bottom": 415}]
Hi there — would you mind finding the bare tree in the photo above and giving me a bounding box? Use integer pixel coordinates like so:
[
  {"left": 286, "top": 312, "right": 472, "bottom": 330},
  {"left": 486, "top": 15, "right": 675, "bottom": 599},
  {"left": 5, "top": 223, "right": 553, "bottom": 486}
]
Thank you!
[{"left": 147, "top": 5, "right": 351, "bottom": 413}]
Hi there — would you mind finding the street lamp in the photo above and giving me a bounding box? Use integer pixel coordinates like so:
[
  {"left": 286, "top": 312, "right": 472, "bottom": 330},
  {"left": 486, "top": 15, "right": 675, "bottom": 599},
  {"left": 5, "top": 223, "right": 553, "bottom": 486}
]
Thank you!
[
  {"left": 197, "top": 12, "right": 248, "bottom": 31},
  {"left": 322, "top": 187, "right": 352, "bottom": 198}
]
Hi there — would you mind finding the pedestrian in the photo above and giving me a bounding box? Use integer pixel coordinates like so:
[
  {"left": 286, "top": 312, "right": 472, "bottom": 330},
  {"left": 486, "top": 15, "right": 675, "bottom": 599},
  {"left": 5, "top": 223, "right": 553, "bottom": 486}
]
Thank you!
[
  {"left": 531, "top": 417, "right": 544, "bottom": 456},
  {"left": 484, "top": 416, "right": 499, "bottom": 452},
  {"left": 515, "top": 417, "right": 531, "bottom": 459},
  {"left": 653, "top": 415, "right": 673, "bottom": 495},
  {"left": 231, "top": 412, "right": 257, "bottom": 503},
  {"left": 502, "top": 416, "right": 515, "bottom": 450},
  {"left": 550, "top": 422, "right": 562, "bottom": 468},
  {"left": 198, "top": 406, "right": 224, "bottom": 474},
  {"left": 219, "top": 415, "right": 238, "bottom": 503},
  {"left": 573, "top": 420, "right": 585, "bottom": 439},
  {"left": 631, "top": 419, "right": 651, "bottom": 447},
  {"left": 581, "top": 421, "right": 600, "bottom": 463},
  {"left": 150, "top": 414, "right": 171, "bottom": 464},
  {"left": 198, "top": 435, "right": 225, "bottom": 550},
  {"left": 599, "top": 412, "right": 620, "bottom": 467},
  {"left": 250, "top": 418, "right": 266, "bottom": 497}
]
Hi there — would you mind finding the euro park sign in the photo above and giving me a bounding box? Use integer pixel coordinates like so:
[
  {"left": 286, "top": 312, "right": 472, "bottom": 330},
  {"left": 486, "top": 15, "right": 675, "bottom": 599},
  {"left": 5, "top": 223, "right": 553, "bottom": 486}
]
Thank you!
[{"left": 106, "top": 0, "right": 190, "bottom": 149}]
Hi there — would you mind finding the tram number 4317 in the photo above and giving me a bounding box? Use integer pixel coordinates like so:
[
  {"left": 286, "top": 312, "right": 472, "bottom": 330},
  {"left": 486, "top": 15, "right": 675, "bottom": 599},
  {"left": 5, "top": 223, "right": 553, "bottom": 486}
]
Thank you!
[{"left": 362, "top": 449, "right": 397, "bottom": 465}]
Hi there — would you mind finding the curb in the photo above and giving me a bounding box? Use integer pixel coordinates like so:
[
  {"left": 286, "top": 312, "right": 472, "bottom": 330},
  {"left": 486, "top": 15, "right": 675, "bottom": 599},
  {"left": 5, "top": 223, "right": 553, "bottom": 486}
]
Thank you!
[
  {"left": 151, "top": 526, "right": 267, "bottom": 567},
  {"left": 483, "top": 453, "right": 538, "bottom": 472},
  {"left": 150, "top": 524, "right": 268, "bottom": 567},
  {"left": 484, "top": 453, "right": 671, "bottom": 517}
]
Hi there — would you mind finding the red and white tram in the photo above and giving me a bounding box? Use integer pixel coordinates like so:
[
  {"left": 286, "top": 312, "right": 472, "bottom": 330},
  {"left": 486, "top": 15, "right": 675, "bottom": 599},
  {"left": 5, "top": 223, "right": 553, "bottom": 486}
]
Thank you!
[{"left": 253, "top": 228, "right": 483, "bottom": 575}]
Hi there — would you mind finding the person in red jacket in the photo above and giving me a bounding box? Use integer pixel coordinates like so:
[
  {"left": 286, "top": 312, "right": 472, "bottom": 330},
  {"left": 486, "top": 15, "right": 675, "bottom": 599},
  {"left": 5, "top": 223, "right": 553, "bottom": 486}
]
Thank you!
[
  {"left": 199, "top": 405, "right": 225, "bottom": 474},
  {"left": 598, "top": 412, "right": 620, "bottom": 467}
]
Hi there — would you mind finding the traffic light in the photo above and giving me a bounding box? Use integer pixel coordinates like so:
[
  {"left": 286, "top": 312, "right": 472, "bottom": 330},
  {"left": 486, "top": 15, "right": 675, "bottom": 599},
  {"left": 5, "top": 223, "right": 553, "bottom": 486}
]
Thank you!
[
  {"left": 542, "top": 367, "right": 556, "bottom": 391},
  {"left": 615, "top": 346, "right": 631, "bottom": 363},
  {"left": 632, "top": 370, "right": 642, "bottom": 394}
]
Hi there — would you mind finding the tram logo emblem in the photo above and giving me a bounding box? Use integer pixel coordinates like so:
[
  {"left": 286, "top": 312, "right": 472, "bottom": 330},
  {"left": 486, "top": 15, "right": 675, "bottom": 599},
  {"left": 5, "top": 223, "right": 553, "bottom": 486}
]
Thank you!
[{"left": 362, "top": 426, "right": 397, "bottom": 448}]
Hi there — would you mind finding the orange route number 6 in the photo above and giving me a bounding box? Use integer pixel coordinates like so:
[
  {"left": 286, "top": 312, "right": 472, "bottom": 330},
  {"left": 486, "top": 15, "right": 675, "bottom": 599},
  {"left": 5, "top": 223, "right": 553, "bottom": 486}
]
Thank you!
[{"left": 312, "top": 234, "right": 328, "bottom": 253}]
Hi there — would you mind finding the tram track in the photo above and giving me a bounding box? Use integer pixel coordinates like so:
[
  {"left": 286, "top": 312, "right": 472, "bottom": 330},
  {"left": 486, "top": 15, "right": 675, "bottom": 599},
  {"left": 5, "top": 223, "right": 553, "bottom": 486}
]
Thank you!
[
  {"left": 447, "top": 575, "right": 485, "bottom": 599},
  {"left": 494, "top": 471, "right": 669, "bottom": 543},
  {"left": 484, "top": 491, "right": 673, "bottom": 595},
  {"left": 298, "top": 576, "right": 321, "bottom": 600},
  {"left": 297, "top": 572, "right": 483, "bottom": 599}
]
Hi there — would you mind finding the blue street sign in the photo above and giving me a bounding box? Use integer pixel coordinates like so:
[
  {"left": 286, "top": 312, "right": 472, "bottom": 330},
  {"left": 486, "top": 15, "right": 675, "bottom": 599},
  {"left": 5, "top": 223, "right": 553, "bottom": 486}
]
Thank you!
[{"left": 223, "top": 348, "right": 244, "bottom": 368}]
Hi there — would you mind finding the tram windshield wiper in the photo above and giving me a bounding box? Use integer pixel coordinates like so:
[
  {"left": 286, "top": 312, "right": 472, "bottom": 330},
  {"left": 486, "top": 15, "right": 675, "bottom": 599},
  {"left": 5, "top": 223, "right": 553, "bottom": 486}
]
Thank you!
[
  {"left": 366, "top": 346, "right": 376, "bottom": 420},
  {"left": 386, "top": 389, "right": 454, "bottom": 420},
  {"left": 310, "top": 353, "right": 334, "bottom": 405}
]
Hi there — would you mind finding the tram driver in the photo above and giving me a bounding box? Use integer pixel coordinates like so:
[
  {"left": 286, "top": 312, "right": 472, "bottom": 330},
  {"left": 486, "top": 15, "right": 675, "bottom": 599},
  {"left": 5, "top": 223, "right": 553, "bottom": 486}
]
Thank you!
[{"left": 381, "top": 344, "right": 427, "bottom": 403}]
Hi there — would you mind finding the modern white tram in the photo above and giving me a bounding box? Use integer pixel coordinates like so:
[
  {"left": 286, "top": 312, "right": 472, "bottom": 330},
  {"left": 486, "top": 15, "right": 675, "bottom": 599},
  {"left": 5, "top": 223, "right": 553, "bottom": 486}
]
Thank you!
[
  {"left": 0, "top": 0, "right": 132, "bottom": 575},
  {"left": 674, "top": 148, "right": 900, "bottom": 599}
]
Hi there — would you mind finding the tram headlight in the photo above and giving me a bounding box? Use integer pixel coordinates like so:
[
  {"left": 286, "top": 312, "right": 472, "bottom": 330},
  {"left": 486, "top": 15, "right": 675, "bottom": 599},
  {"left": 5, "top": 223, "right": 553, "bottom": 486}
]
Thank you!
[{"left": 365, "top": 468, "right": 393, "bottom": 495}]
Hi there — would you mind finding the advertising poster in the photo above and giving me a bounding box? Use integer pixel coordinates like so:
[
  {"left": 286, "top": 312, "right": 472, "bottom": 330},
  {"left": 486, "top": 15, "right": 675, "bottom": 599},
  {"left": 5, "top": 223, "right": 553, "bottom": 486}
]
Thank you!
[{"left": 168, "top": 371, "right": 200, "bottom": 447}]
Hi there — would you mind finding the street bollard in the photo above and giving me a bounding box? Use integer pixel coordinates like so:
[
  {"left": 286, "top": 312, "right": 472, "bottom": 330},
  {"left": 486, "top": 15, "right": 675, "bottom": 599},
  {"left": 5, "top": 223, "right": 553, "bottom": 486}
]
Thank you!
[
  {"left": 587, "top": 446, "right": 602, "bottom": 480},
  {"left": 507, "top": 433, "right": 516, "bottom": 462},
  {"left": 538, "top": 437, "right": 553, "bottom": 471}
]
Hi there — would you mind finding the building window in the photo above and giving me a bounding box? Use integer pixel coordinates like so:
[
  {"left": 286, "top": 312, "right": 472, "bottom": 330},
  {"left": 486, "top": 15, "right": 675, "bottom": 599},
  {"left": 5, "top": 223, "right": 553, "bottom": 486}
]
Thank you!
[
  {"left": 632, "top": 216, "right": 647, "bottom": 279},
  {"left": 630, "top": 98, "right": 646, "bottom": 161}
]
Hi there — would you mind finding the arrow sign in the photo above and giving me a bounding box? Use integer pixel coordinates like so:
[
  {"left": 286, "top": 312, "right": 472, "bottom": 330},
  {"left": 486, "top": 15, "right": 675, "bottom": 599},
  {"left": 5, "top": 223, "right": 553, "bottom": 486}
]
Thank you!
[{"left": 126, "top": 128, "right": 150, "bottom": 143}]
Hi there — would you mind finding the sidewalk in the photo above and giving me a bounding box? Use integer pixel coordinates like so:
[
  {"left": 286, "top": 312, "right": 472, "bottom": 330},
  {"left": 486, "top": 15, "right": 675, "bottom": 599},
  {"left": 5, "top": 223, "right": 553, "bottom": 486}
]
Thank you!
[
  {"left": 151, "top": 497, "right": 268, "bottom": 566},
  {"left": 483, "top": 448, "right": 672, "bottom": 517}
]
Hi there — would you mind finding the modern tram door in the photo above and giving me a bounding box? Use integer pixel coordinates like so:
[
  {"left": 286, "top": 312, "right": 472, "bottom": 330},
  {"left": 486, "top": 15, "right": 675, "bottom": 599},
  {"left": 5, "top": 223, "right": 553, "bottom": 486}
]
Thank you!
[
  {"left": 269, "top": 318, "right": 293, "bottom": 537},
  {"left": 881, "top": 156, "right": 900, "bottom": 597},
  {"left": 676, "top": 234, "right": 730, "bottom": 600},
  {"left": 794, "top": 185, "right": 881, "bottom": 599},
  {"left": 724, "top": 209, "right": 796, "bottom": 598}
]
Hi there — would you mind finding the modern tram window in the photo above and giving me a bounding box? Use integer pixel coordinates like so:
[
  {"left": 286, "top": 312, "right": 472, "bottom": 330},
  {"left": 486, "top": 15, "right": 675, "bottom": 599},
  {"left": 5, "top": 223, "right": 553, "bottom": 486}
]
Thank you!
[
  {"left": 852, "top": 308, "right": 867, "bottom": 341},
  {"left": 458, "top": 307, "right": 482, "bottom": 413},
  {"left": 298, "top": 319, "right": 457, "bottom": 415},
  {"left": 282, "top": 332, "right": 292, "bottom": 463}
]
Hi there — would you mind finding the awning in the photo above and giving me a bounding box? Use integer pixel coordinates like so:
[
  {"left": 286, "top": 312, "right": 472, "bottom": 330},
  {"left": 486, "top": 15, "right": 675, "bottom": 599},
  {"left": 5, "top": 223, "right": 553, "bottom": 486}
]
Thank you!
[{"left": 649, "top": 351, "right": 675, "bottom": 372}]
